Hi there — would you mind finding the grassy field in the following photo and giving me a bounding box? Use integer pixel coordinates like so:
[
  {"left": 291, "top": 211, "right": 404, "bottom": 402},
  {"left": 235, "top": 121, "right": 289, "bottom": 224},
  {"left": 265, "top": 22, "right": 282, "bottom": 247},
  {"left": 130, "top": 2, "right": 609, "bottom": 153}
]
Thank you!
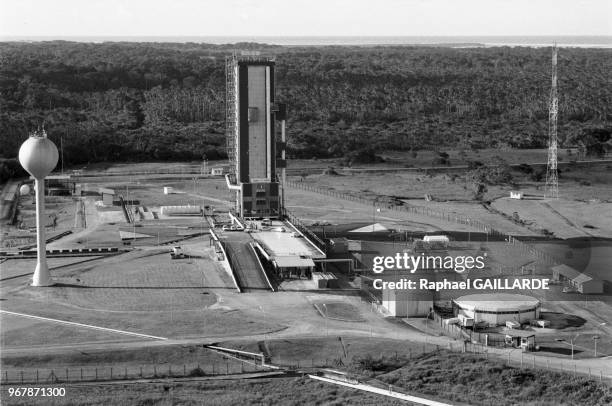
[
  {"left": 222, "top": 337, "right": 444, "bottom": 367},
  {"left": 290, "top": 148, "right": 580, "bottom": 171},
  {"left": 2, "top": 250, "right": 221, "bottom": 313},
  {"left": 288, "top": 160, "right": 612, "bottom": 239},
  {"left": 0, "top": 313, "right": 145, "bottom": 349},
  {"left": 492, "top": 197, "right": 612, "bottom": 239},
  {"left": 1, "top": 377, "right": 407, "bottom": 406},
  {"left": 1, "top": 337, "right": 435, "bottom": 370},
  {"left": 352, "top": 350, "right": 612, "bottom": 406},
  {"left": 3, "top": 349, "right": 611, "bottom": 406},
  {"left": 2, "top": 343, "right": 235, "bottom": 369},
  {"left": 0, "top": 248, "right": 282, "bottom": 344}
]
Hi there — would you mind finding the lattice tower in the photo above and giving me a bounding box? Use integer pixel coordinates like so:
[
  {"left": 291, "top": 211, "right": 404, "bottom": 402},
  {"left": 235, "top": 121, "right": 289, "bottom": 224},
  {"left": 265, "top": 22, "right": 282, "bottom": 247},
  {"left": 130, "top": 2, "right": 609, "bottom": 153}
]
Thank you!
[{"left": 545, "top": 45, "right": 559, "bottom": 199}]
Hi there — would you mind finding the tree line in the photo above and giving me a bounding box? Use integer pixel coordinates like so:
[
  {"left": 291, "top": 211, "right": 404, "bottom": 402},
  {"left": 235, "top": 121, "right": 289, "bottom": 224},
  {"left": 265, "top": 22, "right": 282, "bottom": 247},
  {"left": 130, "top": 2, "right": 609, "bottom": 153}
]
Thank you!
[{"left": 0, "top": 41, "right": 610, "bottom": 173}]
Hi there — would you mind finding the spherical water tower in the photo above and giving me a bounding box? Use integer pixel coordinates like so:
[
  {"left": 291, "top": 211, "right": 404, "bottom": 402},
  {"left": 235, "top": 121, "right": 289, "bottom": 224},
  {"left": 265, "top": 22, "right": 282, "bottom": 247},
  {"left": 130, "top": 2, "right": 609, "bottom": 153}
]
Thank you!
[
  {"left": 19, "top": 184, "right": 31, "bottom": 196},
  {"left": 18, "top": 129, "right": 58, "bottom": 286}
]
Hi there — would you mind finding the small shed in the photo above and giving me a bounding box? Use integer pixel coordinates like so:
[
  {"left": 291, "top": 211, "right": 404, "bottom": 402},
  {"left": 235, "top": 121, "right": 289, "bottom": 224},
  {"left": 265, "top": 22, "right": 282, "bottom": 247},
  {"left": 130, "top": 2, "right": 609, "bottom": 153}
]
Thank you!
[
  {"left": 552, "top": 264, "right": 582, "bottom": 282},
  {"left": 504, "top": 330, "right": 536, "bottom": 351},
  {"left": 572, "top": 273, "right": 604, "bottom": 294},
  {"left": 552, "top": 264, "right": 604, "bottom": 294}
]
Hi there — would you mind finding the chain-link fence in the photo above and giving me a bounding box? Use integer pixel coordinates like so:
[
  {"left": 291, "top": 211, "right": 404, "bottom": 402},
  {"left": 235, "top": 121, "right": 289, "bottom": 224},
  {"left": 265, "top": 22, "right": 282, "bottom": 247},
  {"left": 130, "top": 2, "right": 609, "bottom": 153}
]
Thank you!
[
  {"left": 1, "top": 358, "right": 268, "bottom": 385},
  {"left": 2, "top": 341, "right": 610, "bottom": 387}
]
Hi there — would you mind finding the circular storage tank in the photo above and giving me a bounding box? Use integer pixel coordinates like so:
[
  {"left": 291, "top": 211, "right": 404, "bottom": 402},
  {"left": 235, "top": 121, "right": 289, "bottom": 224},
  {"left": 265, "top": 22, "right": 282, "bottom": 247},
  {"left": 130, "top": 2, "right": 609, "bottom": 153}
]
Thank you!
[
  {"left": 452, "top": 293, "right": 541, "bottom": 326},
  {"left": 19, "top": 184, "right": 31, "bottom": 196}
]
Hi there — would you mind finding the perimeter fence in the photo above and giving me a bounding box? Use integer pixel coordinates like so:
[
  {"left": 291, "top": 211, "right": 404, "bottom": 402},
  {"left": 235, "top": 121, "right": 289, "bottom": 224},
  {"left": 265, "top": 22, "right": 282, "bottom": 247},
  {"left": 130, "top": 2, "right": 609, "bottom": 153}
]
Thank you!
[
  {"left": 2, "top": 339, "right": 609, "bottom": 386},
  {"left": 1, "top": 359, "right": 268, "bottom": 386}
]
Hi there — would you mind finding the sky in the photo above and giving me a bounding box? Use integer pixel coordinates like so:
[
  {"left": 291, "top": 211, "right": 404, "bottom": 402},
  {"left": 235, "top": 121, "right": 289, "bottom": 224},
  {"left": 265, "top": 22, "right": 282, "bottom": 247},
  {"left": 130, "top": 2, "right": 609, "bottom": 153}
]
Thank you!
[{"left": 0, "top": 0, "right": 610, "bottom": 38}]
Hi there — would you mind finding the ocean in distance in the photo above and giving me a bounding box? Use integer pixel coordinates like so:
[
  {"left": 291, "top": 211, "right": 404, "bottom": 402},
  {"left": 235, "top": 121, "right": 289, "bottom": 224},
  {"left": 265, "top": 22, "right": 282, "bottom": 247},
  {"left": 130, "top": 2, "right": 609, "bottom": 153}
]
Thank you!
[{"left": 2, "top": 35, "right": 612, "bottom": 48}]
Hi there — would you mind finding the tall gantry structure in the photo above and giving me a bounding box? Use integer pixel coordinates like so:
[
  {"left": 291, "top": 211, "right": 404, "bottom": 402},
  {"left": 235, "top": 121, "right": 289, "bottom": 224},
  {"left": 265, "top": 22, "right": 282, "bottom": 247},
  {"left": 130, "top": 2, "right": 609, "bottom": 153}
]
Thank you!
[
  {"left": 225, "top": 53, "right": 287, "bottom": 219},
  {"left": 545, "top": 45, "right": 559, "bottom": 199}
]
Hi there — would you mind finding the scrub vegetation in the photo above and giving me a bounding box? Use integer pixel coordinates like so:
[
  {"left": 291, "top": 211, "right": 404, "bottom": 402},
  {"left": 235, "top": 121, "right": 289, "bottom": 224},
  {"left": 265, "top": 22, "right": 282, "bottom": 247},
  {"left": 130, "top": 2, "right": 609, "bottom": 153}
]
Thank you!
[
  {"left": 3, "top": 378, "right": 406, "bottom": 406},
  {"left": 350, "top": 350, "right": 612, "bottom": 406}
]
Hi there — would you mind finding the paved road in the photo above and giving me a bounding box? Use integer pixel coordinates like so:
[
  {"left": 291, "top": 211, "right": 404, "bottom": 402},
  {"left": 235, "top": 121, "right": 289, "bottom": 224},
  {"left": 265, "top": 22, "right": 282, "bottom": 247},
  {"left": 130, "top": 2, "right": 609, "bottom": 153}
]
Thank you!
[{"left": 222, "top": 233, "right": 270, "bottom": 292}]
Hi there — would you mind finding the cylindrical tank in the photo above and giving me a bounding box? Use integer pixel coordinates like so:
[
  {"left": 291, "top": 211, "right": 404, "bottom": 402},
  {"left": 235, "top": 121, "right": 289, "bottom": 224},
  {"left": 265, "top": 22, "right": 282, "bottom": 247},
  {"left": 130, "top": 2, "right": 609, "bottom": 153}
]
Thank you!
[{"left": 453, "top": 294, "right": 541, "bottom": 326}]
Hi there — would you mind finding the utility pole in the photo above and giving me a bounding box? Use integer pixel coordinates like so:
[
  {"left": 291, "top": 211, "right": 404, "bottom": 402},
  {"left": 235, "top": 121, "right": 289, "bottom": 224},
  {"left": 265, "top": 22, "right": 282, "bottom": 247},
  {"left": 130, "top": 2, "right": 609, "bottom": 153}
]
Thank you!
[
  {"left": 545, "top": 45, "right": 559, "bottom": 199},
  {"left": 60, "top": 136, "right": 64, "bottom": 174}
]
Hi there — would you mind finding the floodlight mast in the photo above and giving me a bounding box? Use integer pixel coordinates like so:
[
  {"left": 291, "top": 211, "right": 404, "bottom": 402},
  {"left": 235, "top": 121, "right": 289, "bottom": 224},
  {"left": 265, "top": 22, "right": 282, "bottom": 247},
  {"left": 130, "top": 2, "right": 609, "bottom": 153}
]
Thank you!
[{"left": 18, "top": 129, "right": 59, "bottom": 286}]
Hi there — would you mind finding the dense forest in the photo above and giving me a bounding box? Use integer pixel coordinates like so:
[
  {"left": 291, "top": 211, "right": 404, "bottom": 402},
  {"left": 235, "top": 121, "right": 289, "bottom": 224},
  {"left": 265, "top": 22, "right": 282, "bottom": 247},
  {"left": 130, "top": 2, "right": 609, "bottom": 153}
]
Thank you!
[{"left": 1, "top": 41, "right": 610, "bottom": 171}]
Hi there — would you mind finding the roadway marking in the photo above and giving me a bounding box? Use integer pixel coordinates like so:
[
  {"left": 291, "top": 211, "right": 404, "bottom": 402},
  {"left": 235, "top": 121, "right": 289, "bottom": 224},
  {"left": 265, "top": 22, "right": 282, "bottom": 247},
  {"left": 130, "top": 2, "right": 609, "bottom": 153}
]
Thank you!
[{"left": 0, "top": 310, "right": 167, "bottom": 341}]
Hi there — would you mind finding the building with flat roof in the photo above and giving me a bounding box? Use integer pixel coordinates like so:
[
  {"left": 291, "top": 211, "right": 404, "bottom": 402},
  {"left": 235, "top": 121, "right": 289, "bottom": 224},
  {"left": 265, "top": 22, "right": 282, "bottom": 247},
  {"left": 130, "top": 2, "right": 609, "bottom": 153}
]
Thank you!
[
  {"left": 211, "top": 167, "right": 225, "bottom": 176},
  {"left": 504, "top": 329, "right": 537, "bottom": 350},
  {"left": 251, "top": 220, "right": 325, "bottom": 278}
]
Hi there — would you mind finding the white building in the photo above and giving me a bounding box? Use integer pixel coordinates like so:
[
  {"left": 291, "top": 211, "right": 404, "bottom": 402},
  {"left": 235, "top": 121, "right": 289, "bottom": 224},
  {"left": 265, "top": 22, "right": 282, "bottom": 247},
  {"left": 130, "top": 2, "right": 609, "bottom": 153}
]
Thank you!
[
  {"left": 382, "top": 284, "right": 433, "bottom": 317},
  {"left": 453, "top": 293, "right": 541, "bottom": 326}
]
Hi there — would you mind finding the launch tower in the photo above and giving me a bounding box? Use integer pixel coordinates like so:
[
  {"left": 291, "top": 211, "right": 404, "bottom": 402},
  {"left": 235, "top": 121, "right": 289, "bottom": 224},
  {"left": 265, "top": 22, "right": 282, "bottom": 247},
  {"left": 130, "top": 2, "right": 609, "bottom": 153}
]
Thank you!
[{"left": 225, "top": 53, "right": 286, "bottom": 219}]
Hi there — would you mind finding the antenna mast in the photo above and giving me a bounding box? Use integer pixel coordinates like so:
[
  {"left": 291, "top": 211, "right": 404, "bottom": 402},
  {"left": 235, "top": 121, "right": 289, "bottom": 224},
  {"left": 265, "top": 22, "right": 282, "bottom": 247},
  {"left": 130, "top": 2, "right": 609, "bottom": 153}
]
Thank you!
[{"left": 545, "top": 45, "right": 559, "bottom": 199}]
